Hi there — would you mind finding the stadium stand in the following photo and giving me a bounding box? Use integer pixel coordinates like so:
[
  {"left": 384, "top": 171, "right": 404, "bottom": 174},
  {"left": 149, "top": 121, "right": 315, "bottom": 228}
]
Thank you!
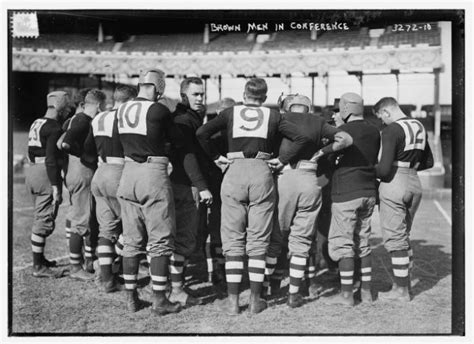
[{"left": 12, "top": 24, "right": 440, "bottom": 54}]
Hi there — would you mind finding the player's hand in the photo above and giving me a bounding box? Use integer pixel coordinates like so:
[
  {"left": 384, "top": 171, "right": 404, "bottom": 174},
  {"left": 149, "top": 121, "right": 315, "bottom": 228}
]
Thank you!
[
  {"left": 52, "top": 185, "right": 62, "bottom": 205},
  {"left": 267, "top": 158, "right": 284, "bottom": 173},
  {"left": 214, "top": 155, "right": 233, "bottom": 173},
  {"left": 199, "top": 189, "right": 213, "bottom": 206},
  {"left": 310, "top": 150, "right": 324, "bottom": 163}
]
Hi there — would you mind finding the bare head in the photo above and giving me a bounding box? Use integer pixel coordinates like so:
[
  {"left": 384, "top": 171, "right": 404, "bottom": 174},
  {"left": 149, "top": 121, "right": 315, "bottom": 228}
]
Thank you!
[
  {"left": 137, "top": 69, "right": 166, "bottom": 101},
  {"left": 180, "top": 77, "right": 205, "bottom": 113},
  {"left": 113, "top": 85, "right": 137, "bottom": 107},
  {"left": 84, "top": 89, "right": 106, "bottom": 117},
  {"left": 243, "top": 78, "right": 267, "bottom": 105},
  {"left": 373, "top": 97, "right": 405, "bottom": 125}
]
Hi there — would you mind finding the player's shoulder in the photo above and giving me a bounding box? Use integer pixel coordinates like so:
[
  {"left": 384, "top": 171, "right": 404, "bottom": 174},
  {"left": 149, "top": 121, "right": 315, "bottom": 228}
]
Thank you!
[{"left": 382, "top": 121, "right": 404, "bottom": 137}]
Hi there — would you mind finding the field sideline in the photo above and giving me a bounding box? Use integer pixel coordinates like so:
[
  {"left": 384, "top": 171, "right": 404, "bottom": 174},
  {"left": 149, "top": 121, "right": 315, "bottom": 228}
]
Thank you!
[{"left": 10, "top": 180, "right": 452, "bottom": 335}]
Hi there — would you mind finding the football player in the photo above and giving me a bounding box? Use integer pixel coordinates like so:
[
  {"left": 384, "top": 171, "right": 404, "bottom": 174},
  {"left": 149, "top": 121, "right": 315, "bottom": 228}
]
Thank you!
[
  {"left": 374, "top": 97, "right": 434, "bottom": 302},
  {"left": 26, "top": 91, "right": 69, "bottom": 277},
  {"left": 196, "top": 78, "right": 310, "bottom": 315},
  {"left": 84, "top": 85, "right": 137, "bottom": 292},
  {"left": 116, "top": 69, "right": 187, "bottom": 315},
  {"left": 59, "top": 89, "right": 105, "bottom": 281},
  {"left": 322, "top": 92, "right": 380, "bottom": 306}
]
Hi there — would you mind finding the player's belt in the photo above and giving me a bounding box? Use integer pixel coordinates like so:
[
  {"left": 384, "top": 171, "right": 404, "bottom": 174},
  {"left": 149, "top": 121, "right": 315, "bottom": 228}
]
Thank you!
[
  {"left": 393, "top": 161, "right": 420, "bottom": 169},
  {"left": 227, "top": 151, "right": 272, "bottom": 160},
  {"left": 125, "top": 156, "right": 169, "bottom": 164},
  {"left": 99, "top": 156, "right": 125, "bottom": 165},
  {"left": 282, "top": 160, "right": 318, "bottom": 172},
  {"left": 29, "top": 156, "right": 46, "bottom": 164}
]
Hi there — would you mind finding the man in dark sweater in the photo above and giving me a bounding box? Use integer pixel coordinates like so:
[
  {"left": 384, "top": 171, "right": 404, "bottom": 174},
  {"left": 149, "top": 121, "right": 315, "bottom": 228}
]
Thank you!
[
  {"left": 168, "top": 77, "right": 212, "bottom": 307},
  {"left": 322, "top": 92, "right": 381, "bottom": 306}
]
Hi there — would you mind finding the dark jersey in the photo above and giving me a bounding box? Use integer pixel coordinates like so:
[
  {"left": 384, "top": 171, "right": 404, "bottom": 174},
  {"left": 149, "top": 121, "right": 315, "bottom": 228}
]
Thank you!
[
  {"left": 169, "top": 103, "right": 209, "bottom": 191},
  {"left": 84, "top": 109, "right": 124, "bottom": 161},
  {"left": 279, "top": 112, "right": 340, "bottom": 164},
  {"left": 196, "top": 104, "right": 308, "bottom": 164},
  {"left": 117, "top": 97, "right": 188, "bottom": 163},
  {"left": 63, "top": 112, "right": 97, "bottom": 169},
  {"left": 376, "top": 117, "right": 434, "bottom": 180},
  {"left": 27, "top": 117, "right": 63, "bottom": 186},
  {"left": 331, "top": 120, "right": 381, "bottom": 202}
]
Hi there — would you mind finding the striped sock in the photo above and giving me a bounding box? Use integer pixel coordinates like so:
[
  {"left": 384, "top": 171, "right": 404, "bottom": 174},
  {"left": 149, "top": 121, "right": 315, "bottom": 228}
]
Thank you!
[
  {"left": 122, "top": 256, "right": 139, "bottom": 291},
  {"left": 391, "top": 250, "right": 410, "bottom": 287},
  {"left": 169, "top": 253, "right": 185, "bottom": 289},
  {"left": 263, "top": 256, "right": 277, "bottom": 292},
  {"left": 115, "top": 234, "right": 124, "bottom": 256},
  {"left": 150, "top": 256, "right": 169, "bottom": 292},
  {"left": 84, "top": 237, "right": 94, "bottom": 261},
  {"left": 97, "top": 237, "right": 115, "bottom": 282},
  {"left": 205, "top": 237, "right": 213, "bottom": 275},
  {"left": 69, "top": 233, "right": 83, "bottom": 266},
  {"left": 289, "top": 256, "right": 307, "bottom": 294},
  {"left": 65, "top": 218, "right": 71, "bottom": 241},
  {"left": 408, "top": 247, "right": 414, "bottom": 270},
  {"left": 305, "top": 256, "right": 316, "bottom": 281},
  {"left": 339, "top": 258, "right": 354, "bottom": 293},
  {"left": 31, "top": 233, "right": 46, "bottom": 266},
  {"left": 360, "top": 255, "right": 372, "bottom": 291},
  {"left": 225, "top": 256, "right": 244, "bottom": 295},
  {"left": 248, "top": 255, "right": 266, "bottom": 295}
]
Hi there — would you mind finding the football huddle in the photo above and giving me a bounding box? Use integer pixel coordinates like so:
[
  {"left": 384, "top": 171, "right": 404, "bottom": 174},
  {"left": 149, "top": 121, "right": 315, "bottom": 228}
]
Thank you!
[{"left": 25, "top": 69, "right": 433, "bottom": 317}]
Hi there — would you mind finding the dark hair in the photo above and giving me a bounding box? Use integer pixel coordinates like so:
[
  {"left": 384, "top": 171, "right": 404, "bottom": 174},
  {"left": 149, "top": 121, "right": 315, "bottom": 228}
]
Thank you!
[
  {"left": 373, "top": 97, "right": 398, "bottom": 114},
  {"left": 244, "top": 78, "right": 267, "bottom": 101},
  {"left": 114, "top": 85, "right": 137, "bottom": 103},
  {"left": 85, "top": 89, "right": 106, "bottom": 104},
  {"left": 180, "top": 77, "right": 203, "bottom": 94},
  {"left": 73, "top": 88, "right": 92, "bottom": 107}
]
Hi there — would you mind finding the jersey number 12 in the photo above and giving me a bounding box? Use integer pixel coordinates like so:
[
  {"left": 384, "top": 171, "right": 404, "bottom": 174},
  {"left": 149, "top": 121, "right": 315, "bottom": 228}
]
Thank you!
[{"left": 397, "top": 119, "right": 427, "bottom": 151}]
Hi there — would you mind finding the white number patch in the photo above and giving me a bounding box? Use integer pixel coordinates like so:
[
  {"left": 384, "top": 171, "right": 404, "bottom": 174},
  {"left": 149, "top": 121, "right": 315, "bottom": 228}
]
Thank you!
[
  {"left": 28, "top": 118, "right": 47, "bottom": 148},
  {"left": 232, "top": 105, "right": 270, "bottom": 139},
  {"left": 117, "top": 101, "right": 153, "bottom": 136},
  {"left": 396, "top": 119, "right": 427, "bottom": 151},
  {"left": 92, "top": 110, "right": 116, "bottom": 138}
]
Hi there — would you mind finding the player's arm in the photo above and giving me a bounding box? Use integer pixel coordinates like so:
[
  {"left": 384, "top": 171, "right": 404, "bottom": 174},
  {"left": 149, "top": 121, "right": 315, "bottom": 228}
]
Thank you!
[
  {"left": 311, "top": 123, "right": 353, "bottom": 161},
  {"left": 45, "top": 126, "right": 63, "bottom": 204},
  {"left": 418, "top": 134, "right": 434, "bottom": 171},
  {"left": 375, "top": 128, "right": 397, "bottom": 181},
  {"left": 276, "top": 116, "right": 311, "bottom": 165},
  {"left": 61, "top": 117, "right": 87, "bottom": 154},
  {"left": 196, "top": 113, "right": 228, "bottom": 160}
]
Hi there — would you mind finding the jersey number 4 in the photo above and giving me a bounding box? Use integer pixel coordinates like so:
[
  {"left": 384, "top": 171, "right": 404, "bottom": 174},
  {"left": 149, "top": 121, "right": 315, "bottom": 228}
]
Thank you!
[
  {"left": 28, "top": 118, "right": 47, "bottom": 148},
  {"left": 117, "top": 101, "right": 152, "bottom": 136},
  {"left": 397, "top": 119, "right": 427, "bottom": 151}
]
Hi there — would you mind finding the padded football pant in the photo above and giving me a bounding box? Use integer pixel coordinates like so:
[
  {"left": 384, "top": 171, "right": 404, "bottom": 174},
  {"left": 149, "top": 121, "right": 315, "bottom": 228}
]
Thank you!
[
  {"left": 278, "top": 169, "right": 322, "bottom": 259},
  {"left": 117, "top": 158, "right": 175, "bottom": 258},
  {"left": 91, "top": 162, "right": 123, "bottom": 243},
  {"left": 65, "top": 155, "right": 96, "bottom": 237},
  {"left": 25, "top": 163, "right": 59, "bottom": 237},
  {"left": 328, "top": 196, "right": 376, "bottom": 261},
  {"left": 379, "top": 167, "right": 422, "bottom": 253},
  {"left": 220, "top": 159, "right": 276, "bottom": 257}
]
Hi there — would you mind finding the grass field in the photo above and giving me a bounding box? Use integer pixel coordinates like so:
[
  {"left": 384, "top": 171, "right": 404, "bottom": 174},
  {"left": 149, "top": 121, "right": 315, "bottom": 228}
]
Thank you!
[{"left": 10, "top": 178, "right": 453, "bottom": 335}]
